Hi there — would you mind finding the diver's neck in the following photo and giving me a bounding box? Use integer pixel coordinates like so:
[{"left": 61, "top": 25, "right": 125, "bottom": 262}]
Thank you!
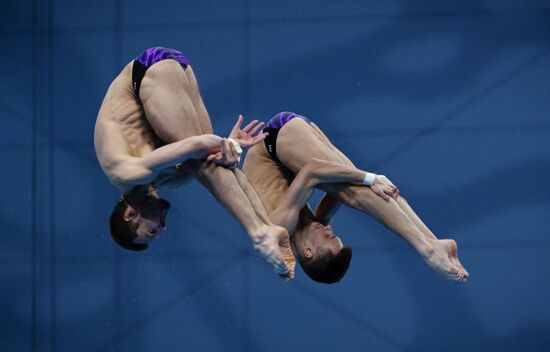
[
  {"left": 123, "top": 185, "right": 159, "bottom": 208},
  {"left": 296, "top": 207, "right": 317, "bottom": 232}
]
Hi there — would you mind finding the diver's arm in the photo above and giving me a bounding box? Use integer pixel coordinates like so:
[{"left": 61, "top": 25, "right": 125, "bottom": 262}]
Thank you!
[
  {"left": 270, "top": 158, "right": 367, "bottom": 232},
  {"left": 314, "top": 193, "right": 342, "bottom": 225},
  {"left": 112, "top": 134, "right": 223, "bottom": 185}
]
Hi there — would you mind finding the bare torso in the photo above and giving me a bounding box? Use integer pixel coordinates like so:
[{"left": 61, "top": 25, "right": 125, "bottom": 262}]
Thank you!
[
  {"left": 243, "top": 117, "right": 353, "bottom": 223},
  {"left": 242, "top": 142, "right": 294, "bottom": 217},
  {"left": 94, "top": 62, "right": 183, "bottom": 194}
]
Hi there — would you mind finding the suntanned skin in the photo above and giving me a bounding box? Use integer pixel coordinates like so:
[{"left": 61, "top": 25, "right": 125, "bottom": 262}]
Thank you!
[
  {"left": 243, "top": 117, "right": 469, "bottom": 282},
  {"left": 94, "top": 59, "right": 294, "bottom": 279}
]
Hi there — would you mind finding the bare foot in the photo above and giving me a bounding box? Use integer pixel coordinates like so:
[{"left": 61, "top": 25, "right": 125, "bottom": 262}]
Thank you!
[
  {"left": 252, "top": 225, "right": 296, "bottom": 281},
  {"left": 423, "top": 239, "right": 469, "bottom": 283}
]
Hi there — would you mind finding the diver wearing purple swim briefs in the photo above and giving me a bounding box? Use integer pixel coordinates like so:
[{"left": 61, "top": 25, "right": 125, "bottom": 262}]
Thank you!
[
  {"left": 94, "top": 47, "right": 295, "bottom": 279},
  {"left": 263, "top": 111, "right": 311, "bottom": 163},
  {"left": 132, "top": 47, "right": 191, "bottom": 97}
]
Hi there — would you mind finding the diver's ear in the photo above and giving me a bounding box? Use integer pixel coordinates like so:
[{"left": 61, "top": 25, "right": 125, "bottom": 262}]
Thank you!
[
  {"left": 123, "top": 207, "right": 137, "bottom": 222},
  {"left": 304, "top": 247, "right": 314, "bottom": 259}
]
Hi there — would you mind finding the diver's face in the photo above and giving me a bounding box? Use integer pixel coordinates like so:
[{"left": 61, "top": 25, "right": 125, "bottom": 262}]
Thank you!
[
  {"left": 303, "top": 222, "right": 344, "bottom": 255},
  {"left": 133, "top": 213, "right": 167, "bottom": 243},
  {"left": 125, "top": 197, "right": 170, "bottom": 243}
]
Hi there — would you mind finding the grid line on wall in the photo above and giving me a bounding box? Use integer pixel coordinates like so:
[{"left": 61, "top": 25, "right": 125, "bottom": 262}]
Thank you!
[
  {"left": 2, "top": 6, "right": 550, "bottom": 37},
  {"left": 112, "top": 1, "right": 123, "bottom": 352},
  {"left": 1, "top": 238, "right": 548, "bottom": 269},
  {"left": 48, "top": 0, "right": 57, "bottom": 350},
  {"left": 1, "top": 121, "right": 549, "bottom": 151},
  {"left": 30, "top": 0, "right": 38, "bottom": 350}
]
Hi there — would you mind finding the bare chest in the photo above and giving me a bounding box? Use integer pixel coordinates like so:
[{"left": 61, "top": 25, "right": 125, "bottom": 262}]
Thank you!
[
  {"left": 95, "top": 78, "right": 161, "bottom": 157},
  {"left": 242, "top": 145, "right": 294, "bottom": 215}
]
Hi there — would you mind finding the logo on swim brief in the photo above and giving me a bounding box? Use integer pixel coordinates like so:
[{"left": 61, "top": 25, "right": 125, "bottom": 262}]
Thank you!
[
  {"left": 268, "top": 145, "right": 273, "bottom": 152},
  {"left": 133, "top": 82, "right": 137, "bottom": 90}
]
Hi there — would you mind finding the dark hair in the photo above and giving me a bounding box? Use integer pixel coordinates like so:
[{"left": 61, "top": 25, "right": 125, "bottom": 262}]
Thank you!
[
  {"left": 109, "top": 199, "right": 148, "bottom": 251},
  {"left": 296, "top": 245, "right": 353, "bottom": 284}
]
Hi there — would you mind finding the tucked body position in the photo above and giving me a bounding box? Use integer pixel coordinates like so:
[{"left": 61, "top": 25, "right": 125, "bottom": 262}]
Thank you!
[
  {"left": 242, "top": 111, "right": 469, "bottom": 283},
  {"left": 94, "top": 47, "right": 295, "bottom": 279}
]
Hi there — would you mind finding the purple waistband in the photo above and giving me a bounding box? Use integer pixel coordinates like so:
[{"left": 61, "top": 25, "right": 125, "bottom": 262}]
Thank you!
[
  {"left": 264, "top": 111, "right": 311, "bottom": 129},
  {"left": 136, "top": 47, "right": 191, "bottom": 68}
]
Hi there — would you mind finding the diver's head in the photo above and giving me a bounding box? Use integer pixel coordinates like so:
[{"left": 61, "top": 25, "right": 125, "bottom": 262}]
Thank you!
[
  {"left": 291, "top": 221, "right": 352, "bottom": 284},
  {"left": 109, "top": 196, "right": 171, "bottom": 251}
]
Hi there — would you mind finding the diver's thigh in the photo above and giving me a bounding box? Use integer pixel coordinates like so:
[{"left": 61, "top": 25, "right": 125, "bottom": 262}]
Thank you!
[
  {"left": 194, "top": 97, "right": 213, "bottom": 135},
  {"left": 139, "top": 60, "right": 202, "bottom": 143},
  {"left": 276, "top": 119, "right": 343, "bottom": 173},
  {"left": 184, "top": 66, "right": 213, "bottom": 134},
  {"left": 309, "top": 122, "right": 355, "bottom": 167}
]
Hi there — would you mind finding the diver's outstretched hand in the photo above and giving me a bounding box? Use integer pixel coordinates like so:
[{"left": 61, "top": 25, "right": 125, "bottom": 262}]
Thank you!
[{"left": 228, "top": 114, "right": 268, "bottom": 149}]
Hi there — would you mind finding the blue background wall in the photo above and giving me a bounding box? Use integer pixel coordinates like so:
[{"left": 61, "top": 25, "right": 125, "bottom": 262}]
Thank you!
[{"left": 1, "top": 1, "right": 549, "bottom": 351}]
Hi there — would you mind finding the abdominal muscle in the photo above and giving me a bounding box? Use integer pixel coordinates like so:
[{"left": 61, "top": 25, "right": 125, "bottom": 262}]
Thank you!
[
  {"left": 242, "top": 143, "right": 294, "bottom": 216},
  {"left": 94, "top": 62, "right": 164, "bottom": 191}
]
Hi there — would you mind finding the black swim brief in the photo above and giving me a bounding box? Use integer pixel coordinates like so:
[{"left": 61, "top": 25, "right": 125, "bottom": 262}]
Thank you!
[
  {"left": 263, "top": 111, "right": 312, "bottom": 163},
  {"left": 132, "top": 47, "right": 191, "bottom": 98}
]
